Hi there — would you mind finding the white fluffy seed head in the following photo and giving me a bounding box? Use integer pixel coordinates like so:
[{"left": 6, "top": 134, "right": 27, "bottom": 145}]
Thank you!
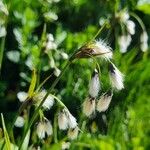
[
  {"left": 67, "top": 110, "right": 77, "bottom": 129},
  {"left": 109, "top": 63, "right": 124, "bottom": 90},
  {"left": 61, "top": 142, "right": 71, "bottom": 150},
  {"left": 118, "top": 34, "right": 131, "bottom": 53},
  {"left": 83, "top": 97, "right": 96, "bottom": 117},
  {"left": 94, "top": 40, "right": 113, "bottom": 59},
  {"left": 58, "top": 109, "right": 77, "bottom": 130},
  {"left": 17, "top": 91, "right": 28, "bottom": 102},
  {"left": 58, "top": 110, "right": 69, "bottom": 130},
  {"left": 97, "top": 91, "right": 113, "bottom": 112},
  {"left": 140, "top": 31, "right": 148, "bottom": 52},
  {"left": 34, "top": 90, "right": 54, "bottom": 110},
  {"left": 89, "top": 69, "right": 100, "bottom": 98},
  {"left": 36, "top": 118, "right": 53, "bottom": 139},
  {"left": 14, "top": 116, "right": 25, "bottom": 128},
  {"left": 67, "top": 126, "right": 79, "bottom": 140}
]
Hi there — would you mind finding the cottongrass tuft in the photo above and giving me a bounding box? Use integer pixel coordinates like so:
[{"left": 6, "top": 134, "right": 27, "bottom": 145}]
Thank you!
[
  {"left": 97, "top": 91, "right": 113, "bottom": 112},
  {"left": 109, "top": 63, "right": 124, "bottom": 90},
  {"left": 83, "top": 97, "right": 96, "bottom": 117},
  {"left": 58, "top": 108, "right": 77, "bottom": 130},
  {"left": 36, "top": 118, "right": 53, "bottom": 139},
  {"left": 89, "top": 69, "right": 100, "bottom": 98},
  {"left": 75, "top": 39, "right": 113, "bottom": 60}
]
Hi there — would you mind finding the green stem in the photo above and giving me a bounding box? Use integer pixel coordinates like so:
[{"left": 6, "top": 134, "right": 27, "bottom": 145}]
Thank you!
[
  {"left": 91, "top": 21, "right": 108, "bottom": 41},
  {"left": 0, "top": 37, "right": 6, "bottom": 75},
  {"left": 130, "top": 12, "right": 146, "bottom": 31},
  {"left": 53, "top": 111, "right": 58, "bottom": 143}
]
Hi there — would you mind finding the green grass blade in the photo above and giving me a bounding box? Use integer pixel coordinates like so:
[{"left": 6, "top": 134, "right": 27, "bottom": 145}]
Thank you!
[{"left": 1, "top": 113, "right": 11, "bottom": 150}]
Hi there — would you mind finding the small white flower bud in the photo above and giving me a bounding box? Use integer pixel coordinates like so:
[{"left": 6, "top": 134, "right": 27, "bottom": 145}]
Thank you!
[
  {"left": 17, "top": 91, "right": 28, "bottom": 102},
  {"left": 83, "top": 97, "right": 95, "bottom": 117},
  {"left": 89, "top": 69, "right": 100, "bottom": 98},
  {"left": 67, "top": 126, "right": 79, "bottom": 140},
  {"left": 126, "top": 20, "right": 135, "bottom": 35},
  {"left": 109, "top": 63, "right": 124, "bottom": 90},
  {"left": 14, "top": 116, "right": 25, "bottom": 128},
  {"left": 36, "top": 118, "right": 53, "bottom": 139},
  {"left": 118, "top": 34, "right": 131, "bottom": 53},
  {"left": 140, "top": 31, "right": 148, "bottom": 52},
  {"left": 97, "top": 91, "right": 113, "bottom": 112},
  {"left": 34, "top": 90, "right": 54, "bottom": 110}
]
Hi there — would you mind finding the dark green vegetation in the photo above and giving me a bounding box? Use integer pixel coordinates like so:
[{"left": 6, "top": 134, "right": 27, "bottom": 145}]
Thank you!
[{"left": 0, "top": 0, "right": 150, "bottom": 149}]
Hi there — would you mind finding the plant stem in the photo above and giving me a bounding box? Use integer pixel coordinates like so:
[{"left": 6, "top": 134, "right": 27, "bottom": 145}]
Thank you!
[
  {"left": 0, "top": 37, "right": 6, "bottom": 75},
  {"left": 18, "top": 59, "right": 72, "bottom": 149}
]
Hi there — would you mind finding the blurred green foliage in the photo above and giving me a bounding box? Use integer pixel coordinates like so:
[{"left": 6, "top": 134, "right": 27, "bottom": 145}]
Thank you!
[{"left": 0, "top": 0, "right": 150, "bottom": 149}]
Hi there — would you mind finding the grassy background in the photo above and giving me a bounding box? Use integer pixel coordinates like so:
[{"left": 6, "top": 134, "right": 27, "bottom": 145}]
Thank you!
[{"left": 0, "top": 0, "right": 150, "bottom": 149}]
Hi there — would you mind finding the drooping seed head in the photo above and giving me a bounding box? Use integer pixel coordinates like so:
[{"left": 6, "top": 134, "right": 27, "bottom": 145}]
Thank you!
[
  {"left": 36, "top": 118, "right": 53, "bottom": 139},
  {"left": 109, "top": 63, "right": 124, "bottom": 90},
  {"left": 96, "top": 90, "right": 113, "bottom": 112},
  {"left": 89, "top": 69, "right": 100, "bottom": 98},
  {"left": 83, "top": 97, "right": 96, "bottom": 117}
]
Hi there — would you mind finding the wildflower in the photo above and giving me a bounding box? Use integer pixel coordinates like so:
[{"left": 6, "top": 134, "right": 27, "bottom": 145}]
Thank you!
[
  {"left": 54, "top": 67, "right": 61, "bottom": 77},
  {"left": 33, "top": 90, "right": 54, "bottom": 110},
  {"left": 58, "top": 109, "right": 69, "bottom": 130},
  {"left": 58, "top": 108, "right": 77, "bottom": 130},
  {"left": 140, "top": 31, "right": 148, "bottom": 52},
  {"left": 45, "top": 33, "right": 57, "bottom": 51},
  {"left": 14, "top": 116, "right": 25, "bottom": 128},
  {"left": 96, "top": 91, "right": 113, "bottom": 112},
  {"left": 83, "top": 97, "right": 95, "bottom": 117},
  {"left": 61, "top": 142, "right": 71, "bottom": 150},
  {"left": 118, "top": 34, "right": 131, "bottom": 53},
  {"left": 89, "top": 69, "right": 100, "bottom": 98},
  {"left": 109, "top": 63, "right": 124, "bottom": 90},
  {"left": 75, "top": 39, "right": 113, "bottom": 60},
  {"left": 126, "top": 20, "right": 135, "bottom": 35},
  {"left": 17, "top": 91, "right": 28, "bottom": 102},
  {"left": 67, "top": 126, "right": 79, "bottom": 140},
  {"left": 36, "top": 118, "right": 53, "bottom": 139}
]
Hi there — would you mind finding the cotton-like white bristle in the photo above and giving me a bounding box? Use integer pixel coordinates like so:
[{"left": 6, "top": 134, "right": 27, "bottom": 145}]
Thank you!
[
  {"left": 36, "top": 121, "right": 46, "bottom": 139},
  {"left": 109, "top": 63, "right": 124, "bottom": 90},
  {"left": 94, "top": 40, "right": 113, "bottom": 59},
  {"left": 58, "top": 110, "right": 68, "bottom": 130},
  {"left": 17, "top": 91, "right": 28, "bottom": 102},
  {"left": 96, "top": 92, "right": 113, "bottom": 112},
  {"left": 89, "top": 69, "right": 100, "bottom": 98},
  {"left": 67, "top": 110, "right": 77, "bottom": 129},
  {"left": 36, "top": 118, "right": 53, "bottom": 139},
  {"left": 14, "top": 116, "right": 25, "bottom": 128},
  {"left": 67, "top": 126, "right": 79, "bottom": 140},
  {"left": 83, "top": 97, "right": 95, "bottom": 117}
]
